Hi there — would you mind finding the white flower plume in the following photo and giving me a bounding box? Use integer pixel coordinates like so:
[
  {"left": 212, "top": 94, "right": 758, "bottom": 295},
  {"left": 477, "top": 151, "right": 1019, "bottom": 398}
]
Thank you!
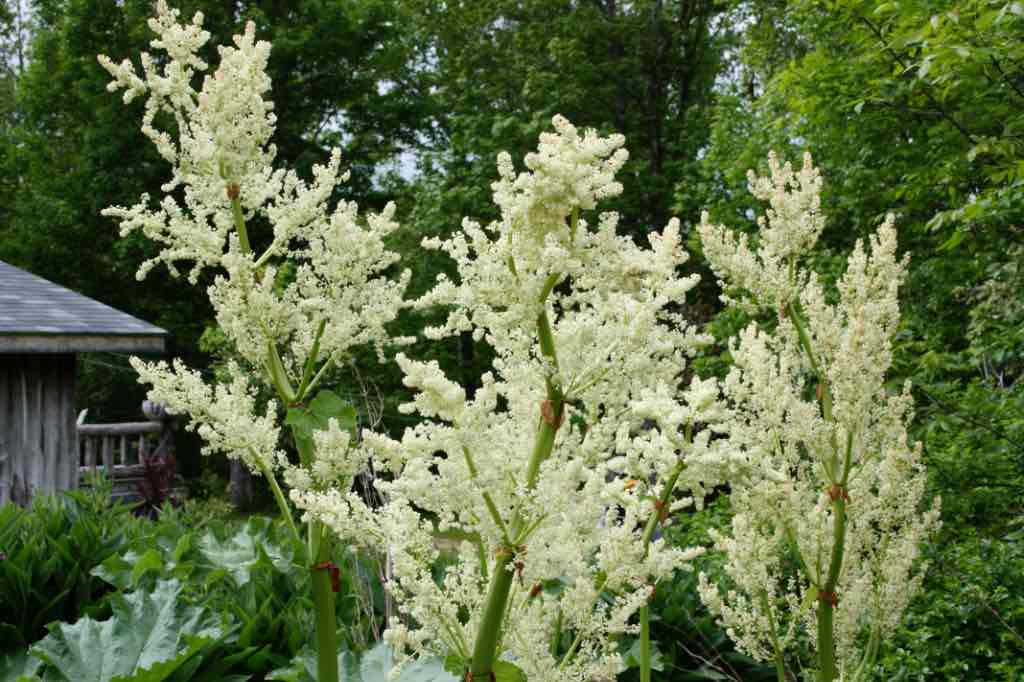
[
  {"left": 696, "top": 153, "right": 940, "bottom": 674},
  {"left": 295, "top": 116, "right": 727, "bottom": 681}
]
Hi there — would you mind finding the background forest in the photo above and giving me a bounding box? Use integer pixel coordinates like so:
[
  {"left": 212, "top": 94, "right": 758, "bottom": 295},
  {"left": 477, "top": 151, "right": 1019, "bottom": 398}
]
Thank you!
[{"left": 0, "top": 0, "right": 1021, "bottom": 679}]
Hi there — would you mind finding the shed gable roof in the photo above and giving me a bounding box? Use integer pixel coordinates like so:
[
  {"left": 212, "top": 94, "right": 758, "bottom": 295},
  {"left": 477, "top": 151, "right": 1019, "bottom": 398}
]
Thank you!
[{"left": 0, "top": 260, "right": 166, "bottom": 353}]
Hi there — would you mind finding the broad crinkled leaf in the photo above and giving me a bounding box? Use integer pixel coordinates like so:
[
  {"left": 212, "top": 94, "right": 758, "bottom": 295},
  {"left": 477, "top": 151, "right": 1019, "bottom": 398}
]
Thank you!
[
  {"left": 29, "top": 580, "right": 223, "bottom": 682},
  {"left": 268, "top": 642, "right": 456, "bottom": 682},
  {"left": 196, "top": 517, "right": 295, "bottom": 585},
  {"left": 0, "top": 649, "right": 41, "bottom": 682}
]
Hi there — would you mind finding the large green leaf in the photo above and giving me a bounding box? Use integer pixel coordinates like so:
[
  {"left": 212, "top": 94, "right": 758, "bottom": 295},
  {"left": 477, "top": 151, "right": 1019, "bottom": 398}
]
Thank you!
[
  {"left": 285, "top": 390, "right": 358, "bottom": 442},
  {"left": 0, "top": 649, "right": 41, "bottom": 682},
  {"left": 29, "top": 580, "right": 224, "bottom": 682},
  {"left": 267, "top": 642, "right": 456, "bottom": 682},
  {"left": 195, "top": 517, "right": 296, "bottom": 586}
]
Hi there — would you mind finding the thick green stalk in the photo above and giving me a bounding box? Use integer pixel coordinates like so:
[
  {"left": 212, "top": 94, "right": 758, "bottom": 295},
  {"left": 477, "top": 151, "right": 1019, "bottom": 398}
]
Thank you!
[
  {"left": 470, "top": 551, "right": 516, "bottom": 679},
  {"left": 291, "top": 428, "right": 339, "bottom": 682},
  {"left": 469, "top": 402, "right": 561, "bottom": 679},
  {"left": 231, "top": 182, "right": 335, "bottom": 682},
  {"left": 787, "top": 302, "right": 851, "bottom": 682},
  {"left": 817, "top": 496, "right": 847, "bottom": 682},
  {"left": 470, "top": 225, "right": 572, "bottom": 678},
  {"left": 639, "top": 606, "right": 652, "bottom": 682},
  {"left": 470, "top": 306, "right": 563, "bottom": 680},
  {"left": 311, "top": 535, "right": 339, "bottom": 682}
]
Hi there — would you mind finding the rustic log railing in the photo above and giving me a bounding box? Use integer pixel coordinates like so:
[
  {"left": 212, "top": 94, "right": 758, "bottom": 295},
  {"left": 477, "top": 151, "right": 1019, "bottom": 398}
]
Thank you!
[{"left": 76, "top": 401, "right": 176, "bottom": 495}]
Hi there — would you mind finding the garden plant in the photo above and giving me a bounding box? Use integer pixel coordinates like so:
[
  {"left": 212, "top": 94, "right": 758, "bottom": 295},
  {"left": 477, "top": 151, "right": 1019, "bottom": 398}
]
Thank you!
[
  {"left": 0, "top": 2, "right": 975, "bottom": 681},
  {"left": 97, "top": 4, "right": 409, "bottom": 681},
  {"left": 696, "top": 154, "right": 940, "bottom": 681}
]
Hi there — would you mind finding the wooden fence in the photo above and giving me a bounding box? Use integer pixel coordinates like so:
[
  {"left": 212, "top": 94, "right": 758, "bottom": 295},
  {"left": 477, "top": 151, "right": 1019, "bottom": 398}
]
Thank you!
[{"left": 77, "top": 401, "right": 177, "bottom": 501}]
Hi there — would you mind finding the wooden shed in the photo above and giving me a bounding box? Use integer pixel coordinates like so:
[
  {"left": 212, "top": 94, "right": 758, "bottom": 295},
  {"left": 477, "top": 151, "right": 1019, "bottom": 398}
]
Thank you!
[{"left": 0, "top": 260, "right": 166, "bottom": 505}]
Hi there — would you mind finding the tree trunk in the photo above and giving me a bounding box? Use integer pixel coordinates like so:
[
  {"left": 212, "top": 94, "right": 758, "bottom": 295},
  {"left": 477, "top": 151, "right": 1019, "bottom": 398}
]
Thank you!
[{"left": 230, "top": 458, "right": 254, "bottom": 511}]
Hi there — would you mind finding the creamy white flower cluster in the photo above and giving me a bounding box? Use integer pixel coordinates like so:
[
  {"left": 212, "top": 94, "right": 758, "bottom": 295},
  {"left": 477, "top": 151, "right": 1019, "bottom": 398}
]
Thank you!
[
  {"left": 492, "top": 115, "right": 628, "bottom": 244},
  {"left": 130, "top": 358, "right": 284, "bottom": 475},
  {"left": 697, "top": 155, "right": 940, "bottom": 674},
  {"left": 294, "top": 117, "right": 728, "bottom": 682},
  {"left": 101, "top": 4, "right": 408, "bottom": 502},
  {"left": 99, "top": 1, "right": 409, "bottom": 376},
  {"left": 699, "top": 152, "right": 824, "bottom": 309}
]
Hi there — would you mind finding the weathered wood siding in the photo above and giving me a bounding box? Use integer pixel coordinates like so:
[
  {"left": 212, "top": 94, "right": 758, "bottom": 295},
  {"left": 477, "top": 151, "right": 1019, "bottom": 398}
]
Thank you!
[{"left": 0, "top": 354, "right": 76, "bottom": 505}]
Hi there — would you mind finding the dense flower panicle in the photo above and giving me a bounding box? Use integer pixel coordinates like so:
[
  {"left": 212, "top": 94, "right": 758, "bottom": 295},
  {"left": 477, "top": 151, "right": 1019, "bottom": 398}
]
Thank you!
[
  {"left": 99, "top": 1, "right": 408, "bottom": 371},
  {"left": 295, "top": 116, "right": 728, "bottom": 681},
  {"left": 102, "top": 4, "right": 408, "bottom": 495},
  {"left": 129, "top": 358, "right": 284, "bottom": 475},
  {"left": 492, "top": 115, "right": 628, "bottom": 244},
  {"left": 696, "top": 153, "right": 940, "bottom": 675},
  {"left": 698, "top": 151, "right": 824, "bottom": 309}
]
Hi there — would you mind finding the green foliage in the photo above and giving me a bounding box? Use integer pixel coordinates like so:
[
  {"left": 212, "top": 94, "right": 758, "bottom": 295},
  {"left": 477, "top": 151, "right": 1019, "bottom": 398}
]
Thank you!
[
  {"left": 29, "top": 579, "right": 225, "bottom": 682},
  {"left": 401, "top": 0, "right": 729, "bottom": 241},
  {"left": 268, "top": 641, "right": 456, "bottom": 682},
  {"left": 1, "top": 485, "right": 387, "bottom": 680},
  {"left": 878, "top": 531, "right": 1024, "bottom": 681},
  {"left": 286, "top": 389, "right": 359, "bottom": 456},
  {"left": 89, "top": 510, "right": 384, "bottom": 662},
  {"left": 0, "top": 483, "right": 138, "bottom": 651},
  {"left": 0, "top": 649, "right": 42, "bottom": 682},
  {"left": 917, "top": 380, "right": 1024, "bottom": 532}
]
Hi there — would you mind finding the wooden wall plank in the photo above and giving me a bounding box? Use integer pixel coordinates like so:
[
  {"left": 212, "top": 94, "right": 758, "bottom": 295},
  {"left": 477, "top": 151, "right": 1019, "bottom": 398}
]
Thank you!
[
  {"left": 44, "top": 357, "right": 58, "bottom": 493},
  {"left": 20, "top": 358, "right": 33, "bottom": 501},
  {"left": 64, "top": 355, "right": 77, "bottom": 491},
  {"left": 0, "top": 355, "right": 82, "bottom": 501},
  {"left": 0, "top": 358, "right": 10, "bottom": 506}
]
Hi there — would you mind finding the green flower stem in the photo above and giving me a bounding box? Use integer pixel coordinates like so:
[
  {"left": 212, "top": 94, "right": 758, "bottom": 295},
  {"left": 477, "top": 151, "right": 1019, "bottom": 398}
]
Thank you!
[
  {"left": 817, "top": 496, "right": 847, "bottom": 682},
  {"left": 230, "top": 179, "right": 335, "bottom": 682},
  {"left": 550, "top": 608, "right": 563, "bottom": 657},
  {"left": 759, "top": 590, "right": 787, "bottom": 682},
  {"left": 297, "top": 319, "right": 328, "bottom": 399},
  {"left": 638, "top": 456, "right": 687, "bottom": 682},
  {"left": 640, "top": 459, "right": 687, "bottom": 554},
  {"left": 311, "top": 551, "right": 340, "bottom": 682},
  {"left": 254, "top": 452, "right": 302, "bottom": 547},
  {"left": 463, "top": 446, "right": 512, "bottom": 543},
  {"left": 265, "top": 338, "right": 297, "bottom": 404},
  {"left": 787, "top": 302, "right": 851, "bottom": 682},
  {"left": 469, "top": 406, "right": 561, "bottom": 680},
  {"left": 470, "top": 307, "right": 565, "bottom": 681},
  {"left": 291, "top": 428, "right": 339, "bottom": 682},
  {"left": 786, "top": 302, "right": 832, "bottom": 423},
  {"left": 470, "top": 551, "right": 517, "bottom": 679},
  {"left": 230, "top": 195, "right": 252, "bottom": 255},
  {"left": 557, "top": 575, "right": 607, "bottom": 671}
]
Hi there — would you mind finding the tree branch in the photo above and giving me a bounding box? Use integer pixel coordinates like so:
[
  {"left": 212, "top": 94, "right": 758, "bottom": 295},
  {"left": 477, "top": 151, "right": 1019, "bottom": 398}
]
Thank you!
[
  {"left": 858, "top": 15, "right": 977, "bottom": 146},
  {"left": 990, "top": 55, "right": 1024, "bottom": 103}
]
